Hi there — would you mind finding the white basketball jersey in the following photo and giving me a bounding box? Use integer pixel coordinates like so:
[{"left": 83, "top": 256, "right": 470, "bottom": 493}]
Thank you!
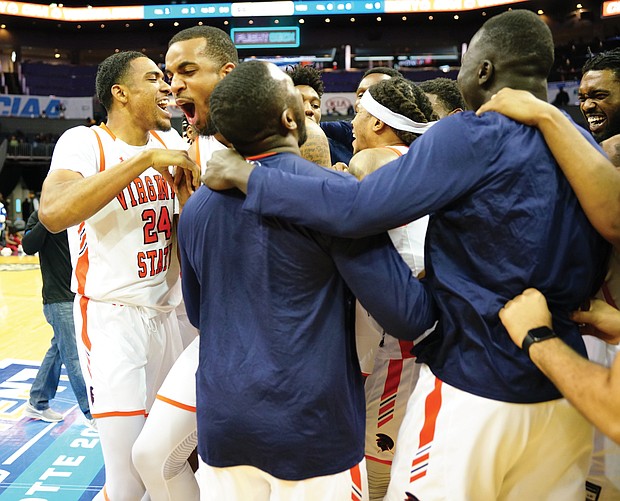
[
  {"left": 379, "top": 144, "right": 427, "bottom": 278},
  {"left": 355, "top": 144, "right": 428, "bottom": 370},
  {"left": 49, "top": 124, "right": 187, "bottom": 310},
  {"left": 194, "top": 134, "right": 227, "bottom": 174}
]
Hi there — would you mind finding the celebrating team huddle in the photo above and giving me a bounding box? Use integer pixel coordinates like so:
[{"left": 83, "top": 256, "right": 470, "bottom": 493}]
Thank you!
[{"left": 35, "top": 8, "right": 620, "bottom": 501}]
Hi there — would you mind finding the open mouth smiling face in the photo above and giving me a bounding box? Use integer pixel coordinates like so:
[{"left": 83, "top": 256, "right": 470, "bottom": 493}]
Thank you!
[
  {"left": 157, "top": 97, "right": 171, "bottom": 118},
  {"left": 585, "top": 113, "right": 607, "bottom": 135},
  {"left": 579, "top": 69, "right": 620, "bottom": 141},
  {"left": 176, "top": 100, "right": 197, "bottom": 125}
]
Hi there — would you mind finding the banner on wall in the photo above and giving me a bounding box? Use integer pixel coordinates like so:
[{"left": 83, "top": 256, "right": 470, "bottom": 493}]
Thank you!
[
  {"left": 321, "top": 92, "right": 356, "bottom": 117},
  {"left": 0, "top": 94, "right": 93, "bottom": 119}
]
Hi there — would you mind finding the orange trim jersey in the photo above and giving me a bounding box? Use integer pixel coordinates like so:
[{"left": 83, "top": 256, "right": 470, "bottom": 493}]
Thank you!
[
  {"left": 49, "top": 125, "right": 187, "bottom": 310},
  {"left": 356, "top": 144, "right": 428, "bottom": 367},
  {"left": 194, "top": 134, "right": 227, "bottom": 174},
  {"left": 362, "top": 143, "right": 427, "bottom": 470}
]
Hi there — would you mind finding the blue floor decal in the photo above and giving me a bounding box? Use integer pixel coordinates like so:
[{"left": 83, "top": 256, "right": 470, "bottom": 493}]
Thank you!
[{"left": 0, "top": 360, "right": 104, "bottom": 500}]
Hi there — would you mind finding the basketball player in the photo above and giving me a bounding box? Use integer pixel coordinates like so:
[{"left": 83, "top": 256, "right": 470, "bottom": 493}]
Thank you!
[
  {"left": 204, "top": 11, "right": 610, "bottom": 500},
  {"left": 569, "top": 48, "right": 620, "bottom": 501},
  {"left": 418, "top": 77, "right": 466, "bottom": 118},
  {"left": 321, "top": 67, "right": 401, "bottom": 164},
  {"left": 132, "top": 28, "right": 330, "bottom": 499},
  {"left": 180, "top": 60, "right": 437, "bottom": 501},
  {"left": 38, "top": 51, "right": 200, "bottom": 500},
  {"left": 477, "top": 59, "right": 620, "bottom": 497},
  {"left": 131, "top": 26, "right": 237, "bottom": 501},
  {"left": 286, "top": 64, "right": 324, "bottom": 125},
  {"left": 343, "top": 77, "right": 437, "bottom": 501}
]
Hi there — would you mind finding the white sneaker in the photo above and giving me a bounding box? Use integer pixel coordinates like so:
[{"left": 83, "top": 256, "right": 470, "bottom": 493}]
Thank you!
[{"left": 24, "top": 403, "right": 63, "bottom": 422}]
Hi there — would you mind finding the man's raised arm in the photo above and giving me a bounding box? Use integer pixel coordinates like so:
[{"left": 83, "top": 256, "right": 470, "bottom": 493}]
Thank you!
[{"left": 41, "top": 148, "right": 198, "bottom": 233}]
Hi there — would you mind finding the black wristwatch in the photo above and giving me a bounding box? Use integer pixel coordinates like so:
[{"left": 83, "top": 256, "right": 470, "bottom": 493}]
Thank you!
[{"left": 522, "top": 326, "right": 557, "bottom": 358}]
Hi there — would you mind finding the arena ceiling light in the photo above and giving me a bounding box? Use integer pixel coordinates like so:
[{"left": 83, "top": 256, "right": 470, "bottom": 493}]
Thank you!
[{"left": 0, "top": 0, "right": 531, "bottom": 22}]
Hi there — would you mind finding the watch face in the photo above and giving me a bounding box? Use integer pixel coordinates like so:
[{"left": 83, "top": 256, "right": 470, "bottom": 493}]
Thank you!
[
  {"left": 523, "top": 326, "right": 556, "bottom": 358},
  {"left": 528, "top": 326, "right": 555, "bottom": 341}
]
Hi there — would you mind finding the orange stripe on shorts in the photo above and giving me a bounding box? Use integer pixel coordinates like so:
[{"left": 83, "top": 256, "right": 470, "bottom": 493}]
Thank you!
[
  {"left": 419, "top": 377, "right": 443, "bottom": 447},
  {"left": 156, "top": 394, "right": 197, "bottom": 413},
  {"left": 350, "top": 463, "right": 362, "bottom": 501},
  {"left": 410, "top": 377, "right": 443, "bottom": 483},
  {"left": 91, "top": 410, "right": 147, "bottom": 419}
]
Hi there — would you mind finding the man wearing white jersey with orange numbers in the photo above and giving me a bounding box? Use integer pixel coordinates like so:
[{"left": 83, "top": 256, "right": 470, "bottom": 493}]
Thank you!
[{"left": 39, "top": 50, "right": 200, "bottom": 501}]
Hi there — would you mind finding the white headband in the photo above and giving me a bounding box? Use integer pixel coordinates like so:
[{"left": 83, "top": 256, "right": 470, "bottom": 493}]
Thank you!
[{"left": 360, "top": 90, "right": 437, "bottom": 134}]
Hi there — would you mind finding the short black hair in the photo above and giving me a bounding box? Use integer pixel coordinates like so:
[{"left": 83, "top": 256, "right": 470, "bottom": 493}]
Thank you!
[
  {"left": 418, "top": 78, "right": 466, "bottom": 113},
  {"left": 95, "top": 51, "right": 144, "bottom": 111},
  {"left": 362, "top": 67, "right": 402, "bottom": 79},
  {"left": 169, "top": 26, "right": 239, "bottom": 67},
  {"left": 210, "top": 61, "right": 289, "bottom": 149},
  {"left": 286, "top": 65, "right": 324, "bottom": 97},
  {"left": 478, "top": 9, "right": 554, "bottom": 79},
  {"left": 368, "top": 78, "right": 438, "bottom": 145},
  {"left": 582, "top": 48, "right": 620, "bottom": 82}
]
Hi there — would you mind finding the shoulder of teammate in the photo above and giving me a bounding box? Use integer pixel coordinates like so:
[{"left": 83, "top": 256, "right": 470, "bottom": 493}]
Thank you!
[
  {"left": 151, "top": 128, "right": 188, "bottom": 150},
  {"left": 348, "top": 148, "right": 398, "bottom": 180}
]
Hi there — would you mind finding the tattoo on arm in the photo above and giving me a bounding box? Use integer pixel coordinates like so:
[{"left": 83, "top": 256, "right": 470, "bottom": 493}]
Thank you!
[{"left": 300, "top": 121, "right": 332, "bottom": 168}]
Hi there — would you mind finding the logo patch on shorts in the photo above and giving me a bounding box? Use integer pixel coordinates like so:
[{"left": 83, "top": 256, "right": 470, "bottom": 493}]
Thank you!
[
  {"left": 404, "top": 492, "right": 421, "bottom": 501},
  {"left": 90, "top": 385, "right": 95, "bottom": 405},
  {"left": 376, "top": 433, "right": 395, "bottom": 452}
]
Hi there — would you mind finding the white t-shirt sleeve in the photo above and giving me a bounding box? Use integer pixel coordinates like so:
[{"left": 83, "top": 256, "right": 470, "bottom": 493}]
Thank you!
[{"left": 49, "top": 126, "right": 100, "bottom": 178}]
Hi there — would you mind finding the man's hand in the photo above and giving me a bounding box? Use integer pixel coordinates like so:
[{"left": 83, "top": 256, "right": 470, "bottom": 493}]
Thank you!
[
  {"left": 173, "top": 166, "right": 196, "bottom": 208},
  {"left": 148, "top": 149, "right": 200, "bottom": 190},
  {"left": 476, "top": 88, "right": 552, "bottom": 128},
  {"left": 499, "top": 288, "right": 552, "bottom": 348},
  {"left": 203, "top": 148, "right": 254, "bottom": 194},
  {"left": 571, "top": 298, "right": 620, "bottom": 345}
]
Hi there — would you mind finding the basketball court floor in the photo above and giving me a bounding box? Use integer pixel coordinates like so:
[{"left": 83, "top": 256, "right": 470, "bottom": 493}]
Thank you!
[{"left": 0, "top": 255, "right": 104, "bottom": 500}]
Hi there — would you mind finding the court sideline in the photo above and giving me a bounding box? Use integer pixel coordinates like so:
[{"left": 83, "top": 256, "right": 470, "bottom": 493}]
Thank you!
[{"left": 0, "top": 255, "right": 104, "bottom": 500}]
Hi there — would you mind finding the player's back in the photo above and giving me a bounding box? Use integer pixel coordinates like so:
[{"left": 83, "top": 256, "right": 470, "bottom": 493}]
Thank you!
[{"left": 179, "top": 151, "right": 365, "bottom": 481}]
